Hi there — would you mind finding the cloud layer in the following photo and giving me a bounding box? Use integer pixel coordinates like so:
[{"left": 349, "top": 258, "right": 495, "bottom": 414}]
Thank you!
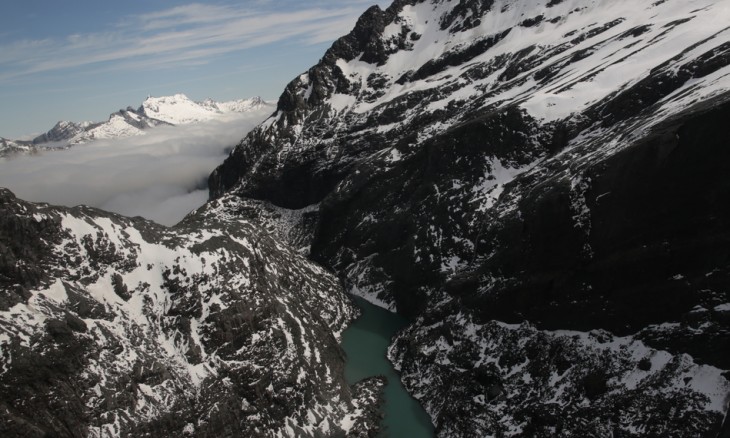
[
  {"left": 0, "top": 110, "right": 270, "bottom": 226},
  {"left": 0, "top": 1, "right": 382, "bottom": 80}
]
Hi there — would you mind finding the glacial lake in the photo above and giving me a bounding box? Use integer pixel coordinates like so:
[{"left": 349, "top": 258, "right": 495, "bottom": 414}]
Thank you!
[{"left": 341, "top": 296, "right": 435, "bottom": 437}]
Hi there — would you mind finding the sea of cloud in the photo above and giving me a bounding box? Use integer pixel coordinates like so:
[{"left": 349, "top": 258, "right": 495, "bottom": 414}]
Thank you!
[{"left": 0, "top": 110, "right": 270, "bottom": 226}]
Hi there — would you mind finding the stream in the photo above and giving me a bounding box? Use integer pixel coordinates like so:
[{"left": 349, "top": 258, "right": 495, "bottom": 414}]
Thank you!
[{"left": 341, "top": 296, "right": 435, "bottom": 437}]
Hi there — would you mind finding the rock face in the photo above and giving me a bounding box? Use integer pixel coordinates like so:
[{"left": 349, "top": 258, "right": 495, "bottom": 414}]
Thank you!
[
  {"left": 209, "top": 0, "right": 730, "bottom": 436},
  {"left": 0, "top": 188, "right": 382, "bottom": 437}
]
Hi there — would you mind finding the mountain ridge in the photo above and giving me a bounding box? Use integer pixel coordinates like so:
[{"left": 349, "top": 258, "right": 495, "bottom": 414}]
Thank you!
[{"left": 0, "top": 94, "right": 273, "bottom": 158}]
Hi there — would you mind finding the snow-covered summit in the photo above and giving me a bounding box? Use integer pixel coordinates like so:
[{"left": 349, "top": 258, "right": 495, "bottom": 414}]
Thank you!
[
  {"left": 141, "top": 93, "right": 269, "bottom": 125},
  {"left": 215, "top": 96, "right": 267, "bottom": 113},
  {"left": 305, "top": 0, "right": 729, "bottom": 130},
  {"left": 1, "top": 94, "right": 273, "bottom": 157},
  {"left": 31, "top": 120, "right": 95, "bottom": 146}
]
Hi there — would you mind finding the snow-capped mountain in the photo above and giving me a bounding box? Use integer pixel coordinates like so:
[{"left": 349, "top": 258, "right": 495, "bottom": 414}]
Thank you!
[
  {"left": 0, "top": 95, "right": 272, "bottom": 157},
  {"left": 0, "top": 188, "right": 382, "bottom": 437},
  {"left": 142, "top": 94, "right": 269, "bottom": 125},
  {"left": 0, "top": 137, "right": 34, "bottom": 157},
  {"left": 31, "top": 120, "right": 95, "bottom": 145},
  {"left": 63, "top": 110, "right": 163, "bottom": 145},
  {"left": 207, "top": 0, "right": 730, "bottom": 436}
]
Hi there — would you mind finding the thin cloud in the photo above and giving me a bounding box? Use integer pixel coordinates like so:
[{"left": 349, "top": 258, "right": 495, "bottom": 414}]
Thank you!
[
  {"left": 0, "top": 110, "right": 270, "bottom": 226},
  {"left": 0, "top": 2, "right": 379, "bottom": 81}
]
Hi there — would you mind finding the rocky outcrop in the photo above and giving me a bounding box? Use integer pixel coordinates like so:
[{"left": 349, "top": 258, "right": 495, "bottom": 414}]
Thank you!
[{"left": 31, "top": 121, "right": 96, "bottom": 145}]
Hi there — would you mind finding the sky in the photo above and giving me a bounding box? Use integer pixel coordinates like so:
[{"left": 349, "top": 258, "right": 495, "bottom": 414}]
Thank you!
[{"left": 0, "top": 0, "right": 389, "bottom": 139}]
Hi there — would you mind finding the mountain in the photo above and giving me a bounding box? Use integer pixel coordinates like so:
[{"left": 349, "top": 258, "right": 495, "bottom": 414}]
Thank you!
[
  {"left": 208, "top": 0, "right": 730, "bottom": 436},
  {"left": 0, "top": 138, "right": 34, "bottom": 157},
  {"left": 61, "top": 110, "right": 165, "bottom": 145},
  {"left": 0, "top": 188, "right": 383, "bottom": 437},
  {"left": 0, "top": 95, "right": 273, "bottom": 157},
  {"left": 30, "top": 120, "right": 95, "bottom": 145},
  {"left": 143, "top": 94, "right": 269, "bottom": 125}
]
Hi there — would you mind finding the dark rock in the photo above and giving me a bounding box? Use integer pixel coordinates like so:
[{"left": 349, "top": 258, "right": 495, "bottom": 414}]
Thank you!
[
  {"left": 64, "top": 313, "right": 87, "bottom": 333},
  {"left": 46, "top": 319, "right": 73, "bottom": 338},
  {"left": 582, "top": 371, "right": 608, "bottom": 400},
  {"left": 637, "top": 357, "right": 652, "bottom": 371},
  {"left": 111, "top": 273, "right": 130, "bottom": 301}
]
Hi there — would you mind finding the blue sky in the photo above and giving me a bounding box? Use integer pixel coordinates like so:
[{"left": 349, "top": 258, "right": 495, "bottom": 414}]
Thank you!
[{"left": 0, "top": 0, "right": 389, "bottom": 139}]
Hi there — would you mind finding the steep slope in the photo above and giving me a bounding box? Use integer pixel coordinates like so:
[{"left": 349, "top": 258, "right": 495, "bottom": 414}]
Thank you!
[
  {"left": 209, "top": 0, "right": 730, "bottom": 435},
  {"left": 31, "top": 121, "right": 95, "bottom": 145},
  {"left": 69, "top": 107, "right": 173, "bottom": 144},
  {"left": 210, "top": 0, "right": 730, "bottom": 208},
  {"left": 0, "top": 188, "right": 382, "bottom": 437}
]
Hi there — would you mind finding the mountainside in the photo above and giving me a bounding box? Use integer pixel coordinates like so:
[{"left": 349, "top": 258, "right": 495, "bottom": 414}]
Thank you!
[
  {"left": 31, "top": 121, "right": 95, "bottom": 145},
  {"left": 209, "top": 0, "right": 730, "bottom": 436},
  {"left": 0, "top": 138, "right": 34, "bottom": 157},
  {"left": 0, "top": 188, "right": 383, "bottom": 437},
  {"left": 0, "top": 95, "right": 272, "bottom": 158},
  {"left": 62, "top": 110, "right": 165, "bottom": 145},
  {"left": 143, "top": 95, "right": 269, "bottom": 125}
]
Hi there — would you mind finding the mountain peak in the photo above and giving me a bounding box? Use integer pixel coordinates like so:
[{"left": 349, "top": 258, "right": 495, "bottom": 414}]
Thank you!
[
  {"left": 1, "top": 94, "right": 273, "bottom": 157},
  {"left": 141, "top": 93, "right": 269, "bottom": 125}
]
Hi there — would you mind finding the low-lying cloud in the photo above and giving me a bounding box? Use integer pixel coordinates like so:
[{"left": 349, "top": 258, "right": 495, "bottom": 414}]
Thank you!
[{"left": 0, "top": 110, "right": 269, "bottom": 226}]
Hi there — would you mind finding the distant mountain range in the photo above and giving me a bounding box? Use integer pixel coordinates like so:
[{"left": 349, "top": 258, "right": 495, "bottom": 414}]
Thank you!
[{"left": 0, "top": 94, "right": 272, "bottom": 157}]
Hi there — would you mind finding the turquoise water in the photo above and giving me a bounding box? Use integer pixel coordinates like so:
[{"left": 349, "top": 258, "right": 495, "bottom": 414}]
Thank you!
[{"left": 341, "top": 296, "right": 435, "bottom": 437}]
